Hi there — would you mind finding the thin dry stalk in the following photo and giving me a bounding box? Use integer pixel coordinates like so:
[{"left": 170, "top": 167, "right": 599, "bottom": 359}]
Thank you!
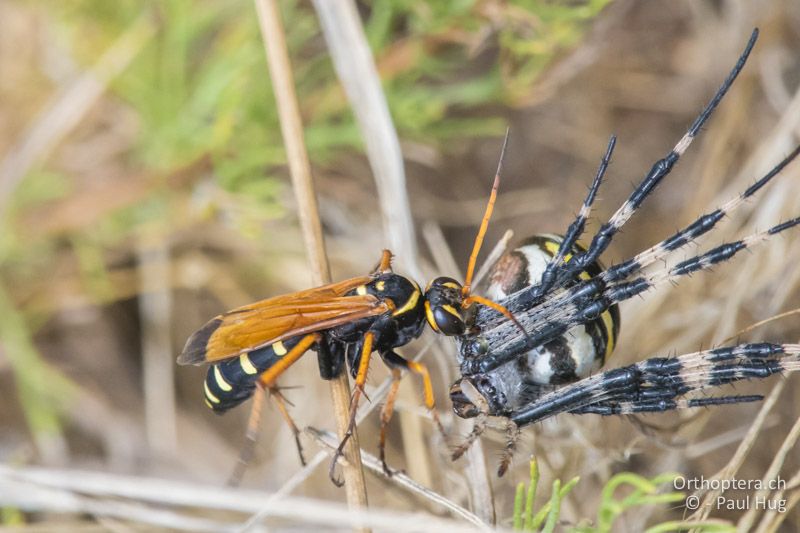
[
  {"left": 306, "top": 427, "right": 490, "bottom": 529},
  {"left": 737, "top": 413, "right": 800, "bottom": 531},
  {"left": 253, "top": 0, "right": 369, "bottom": 519},
  {"left": 1, "top": 465, "right": 492, "bottom": 533},
  {"left": 689, "top": 381, "right": 787, "bottom": 525},
  {"left": 312, "top": 0, "right": 433, "bottom": 487},
  {"left": 312, "top": 0, "right": 419, "bottom": 277},
  {"left": 137, "top": 231, "right": 177, "bottom": 456},
  {"left": 422, "top": 221, "right": 496, "bottom": 524}
]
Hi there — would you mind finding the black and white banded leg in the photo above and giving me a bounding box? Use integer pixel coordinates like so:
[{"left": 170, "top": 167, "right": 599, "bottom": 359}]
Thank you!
[
  {"left": 529, "top": 135, "right": 617, "bottom": 302},
  {"left": 553, "top": 29, "right": 760, "bottom": 289},
  {"left": 510, "top": 343, "right": 800, "bottom": 426}
]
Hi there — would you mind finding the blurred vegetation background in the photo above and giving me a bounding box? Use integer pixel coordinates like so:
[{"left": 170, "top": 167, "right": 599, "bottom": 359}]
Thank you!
[{"left": 2, "top": 0, "right": 800, "bottom": 530}]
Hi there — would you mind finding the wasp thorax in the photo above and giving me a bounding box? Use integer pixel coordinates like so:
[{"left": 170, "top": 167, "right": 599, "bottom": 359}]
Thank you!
[{"left": 424, "top": 276, "right": 466, "bottom": 335}]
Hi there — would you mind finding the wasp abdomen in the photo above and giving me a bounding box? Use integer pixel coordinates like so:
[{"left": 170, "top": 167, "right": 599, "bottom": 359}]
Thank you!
[{"left": 203, "top": 336, "right": 307, "bottom": 413}]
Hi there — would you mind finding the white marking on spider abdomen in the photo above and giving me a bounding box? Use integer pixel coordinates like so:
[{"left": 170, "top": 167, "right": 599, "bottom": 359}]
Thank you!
[
  {"left": 484, "top": 236, "right": 601, "bottom": 388},
  {"left": 485, "top": 241, "right": 552, "bottom": 300},
  {"left": 522, "top": 325, "right": 599, "bottom": 385}
]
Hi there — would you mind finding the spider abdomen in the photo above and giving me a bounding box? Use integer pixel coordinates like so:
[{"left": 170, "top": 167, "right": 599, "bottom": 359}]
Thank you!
[{"left": 484, "top": 234, "right": 620, "bottom": 386}]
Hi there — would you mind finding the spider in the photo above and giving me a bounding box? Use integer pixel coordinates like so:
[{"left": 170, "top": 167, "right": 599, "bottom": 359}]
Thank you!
[{"left": 446, "top": 28, "right": 800, "bottom": 475}]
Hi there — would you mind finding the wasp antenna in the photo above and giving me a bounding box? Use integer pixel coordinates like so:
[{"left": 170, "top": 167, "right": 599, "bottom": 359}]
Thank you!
[{"left": 463, "top": 129, "right": 510, "bottom": 296}]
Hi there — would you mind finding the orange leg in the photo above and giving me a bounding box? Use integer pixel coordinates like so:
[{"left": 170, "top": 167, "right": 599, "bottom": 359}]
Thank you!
[
  {"left": 329, "top": 331, "right": 375, "bottom": 485},
  {"left": 376, "top": 249, "right": 394, "bottom": 273},
  {"left": 258, "top": 333, "right": 320, "bottom": 388},
  {"left": 405, "top": 360, "right": 446, "bottom": 439},
  {"left": 381, "top": 350, "right": 447, "bottom": 444},
  {"left": 228, "top": 333, "right": 318, "bottom": 485},
  {"left": 228, "top": 385, "right": 266, "bottom": 486},
  {"left": 268, "top": 386, "right": 306, "bottom": 467},
  {"left": 378, "top": 368, "right": 403, "bottom": 476}
]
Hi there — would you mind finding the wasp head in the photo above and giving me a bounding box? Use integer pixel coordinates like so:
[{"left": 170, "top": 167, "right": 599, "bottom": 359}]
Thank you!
[{"left": 424, "top": 277, "right": 466, "bottom": 335}]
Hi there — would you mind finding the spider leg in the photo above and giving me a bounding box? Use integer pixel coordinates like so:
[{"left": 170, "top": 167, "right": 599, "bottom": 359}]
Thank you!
[
  {"left": 497, "top": 419, "right": 521, "bottom": 477},
  {"left": 510, "top": 343, "right": 800, "bottom": 427},
  {"left": 604, "top": 144, "right": 800, "bottom": 283},
  {"left": 529, "top": 135, "right": 616, "bottom": 301},
  {"left": 505, "top": 215, "right": 800, "bottom": 362},
  {"left": 575, "top": 395, "right": 764, "bottom": 415},
  {"left": 467, "top": 31, "right": 761, "bottom": 376},
  {"left": 451, "top": 379, "right": 491, "bottom": 461},
  {"left": 596, "top": 215, "right": 800, "bottom": 311},
  {"left": 549, "top": 29, "right": 759, "bottom": 291}
]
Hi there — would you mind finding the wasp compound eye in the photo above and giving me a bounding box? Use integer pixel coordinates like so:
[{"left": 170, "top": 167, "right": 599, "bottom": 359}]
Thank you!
[{"left": 432, "top": 305, "right": 466, "bottom": 335}]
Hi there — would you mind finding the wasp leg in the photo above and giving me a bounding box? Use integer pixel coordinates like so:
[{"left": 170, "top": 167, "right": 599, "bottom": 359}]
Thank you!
[
  {"left": 378, "top": 368, "right": 403, "bottom": 476},
  {"left": 385, "top": 351, "right": 445, "bottom": 438},
  {"left": 228, "top": 385, "right": 266, "bottom": 486},
  {"left": 378, "top": 349, "right": 447, "bottom": 476},
  {"left": 268, "top": 386, "right": 306, "bottom": 467},
  {"left": 316, "top": 336, "right": 345, "bottom": 380},
  {"left": 259, "top": 333, "right": 321, "bottom": 388},
  {"left": 497, "top": 419, "right": 520, "bottom": 477},
  {"left": 226, "top": 333, "right": 318, "bottom": 485},
  {"left": 329, "top": 330, "right": 375, "bottom": 486},
  {"left": 375, "top": 249, "right": 394, "bottom": 273}
]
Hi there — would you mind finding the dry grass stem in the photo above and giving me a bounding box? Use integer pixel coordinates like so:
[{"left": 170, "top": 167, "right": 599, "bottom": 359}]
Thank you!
[
  {"left": 312, "top": 0, "right": 419, "bottom": 277},
  {"left": 306, "top": 426, "right": 490, "bottom": 529},
  {"left": 137, "top": 232, "right": 177, "bottom": 456},
  {"left": 253, "top": 0, "right": 369, "bottom": 517},
  {"left": 737, "top": 413, "right": 800, "bottom": 531},
  {"left": 690, "top": 381, "right": 787, "bottom": 523},
  {"left": 1, "top": 465, "right": 493, "bottom": 532}
]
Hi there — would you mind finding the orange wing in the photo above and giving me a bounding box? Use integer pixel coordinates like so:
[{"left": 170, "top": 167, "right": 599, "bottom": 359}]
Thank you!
[{"left": 177, "top": 275, "right": 389, "bottom": 365}]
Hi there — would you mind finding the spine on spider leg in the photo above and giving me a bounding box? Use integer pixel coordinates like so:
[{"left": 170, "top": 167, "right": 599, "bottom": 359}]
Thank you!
[{"left": 574, "top": 395, "right": 765, "bottom": 416}]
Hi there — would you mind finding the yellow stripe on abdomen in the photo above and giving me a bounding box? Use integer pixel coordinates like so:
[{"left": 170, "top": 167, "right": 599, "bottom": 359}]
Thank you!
[{"left": 600, "top": 309, "right": 617, "bottom": 360}]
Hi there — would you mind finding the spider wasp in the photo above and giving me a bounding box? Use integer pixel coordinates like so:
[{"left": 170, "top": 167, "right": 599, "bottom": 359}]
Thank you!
[
  {"left": 446, "top": 28, "right": 800, "bottom": 474},
  {"left": 178, "top": 133, "right": 523, "bottom": 485}
]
